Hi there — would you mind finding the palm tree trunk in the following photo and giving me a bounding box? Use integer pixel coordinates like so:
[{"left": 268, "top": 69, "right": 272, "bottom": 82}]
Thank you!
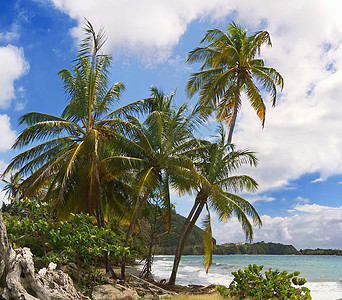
[
  {"left": 120, "top": 198, "right": 146, "bottom": 279},
  {"left": 227, "top": 79, "right": 241, "bottom": 144},
  {"left": 141, "top": 215, "right": 157, "bottom": 279},
  {"left": 168, "top": 188, "right": 208, "bottom": 286},
  {"left": 92, "top": 152, "right": 118, "bottom": 279}
]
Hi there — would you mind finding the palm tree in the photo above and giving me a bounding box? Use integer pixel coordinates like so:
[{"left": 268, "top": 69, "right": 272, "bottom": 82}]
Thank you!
[
  {"left": 1, "top": 173, "right": 23, "bottom": 199},
  {"left": 168, "top": 127, "right": 262, "bottom": 285},
  {"left": 112, "top": 88, "right": 206, "bottom": 278},
  {"left": 186, "top": 22, "right": 284, "bottom": 143},
  {"left": 1, "top": 21, "right": 147, "bottom": 230}
]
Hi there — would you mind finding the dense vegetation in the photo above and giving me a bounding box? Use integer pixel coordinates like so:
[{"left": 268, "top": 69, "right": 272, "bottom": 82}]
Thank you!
[
  {"left": 214, "top": 241, "right": 298, "bottom": 255},
  {"left": 217, "top": 264, "right": 311, "bottom": 299},
  {"left": 299, "top": 248, "right": 342, "bottom": 256},
  {"left": 1, "top": 198, "right": 129, "bottom": 286},
  {"left": 153, "top": 211, "right": 214, "bottom": 255}
]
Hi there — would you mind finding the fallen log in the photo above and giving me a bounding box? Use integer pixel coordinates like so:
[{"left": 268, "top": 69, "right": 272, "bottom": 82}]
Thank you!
[{"left": 129, "top": 274, "right": 177, "bottom": 295}]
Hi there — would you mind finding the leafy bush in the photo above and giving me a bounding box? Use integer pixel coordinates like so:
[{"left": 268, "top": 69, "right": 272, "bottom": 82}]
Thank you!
[
  {"left": 4, "top": 198, "right": 54, "bottom": 256},
  {"left": 216, "top": 264, "right": 311, "bottom": 299},
  {"left": 3, "top": 198, "right": 129, "bottom": 286}
]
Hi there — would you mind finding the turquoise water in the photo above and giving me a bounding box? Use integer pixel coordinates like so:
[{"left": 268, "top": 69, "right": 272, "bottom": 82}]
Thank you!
[{"left": 151, "top": 255, "right": 342, "bottom": 300}]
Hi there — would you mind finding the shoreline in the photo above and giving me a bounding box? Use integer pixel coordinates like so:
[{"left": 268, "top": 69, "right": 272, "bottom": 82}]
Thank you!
[{"left": 150, "top": 254, "right": 342, "bottom": 300}]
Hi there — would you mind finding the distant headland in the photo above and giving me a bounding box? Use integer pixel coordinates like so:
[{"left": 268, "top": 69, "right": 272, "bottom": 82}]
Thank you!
[{"left": 154, "top": 212, "right": 342, "bottom": 256}]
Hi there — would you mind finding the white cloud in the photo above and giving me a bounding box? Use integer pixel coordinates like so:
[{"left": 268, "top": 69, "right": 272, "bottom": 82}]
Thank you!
[
  {"left": 311, "top": 178, "right": 325, "bottom": 184},
  {"left": 296, "top": 196, "right": 310, "bottom": 203},
  {"left": 50, "top": 0, "right": 225, "bottom": 61},
  {"left": 0, "top": 45, "right": 29, "bottom": 108},
  {"left": 0, "top": 23, "right": 19, "bottom": 43},
  {"left": 0, "top": 190, "right": 8, "bottom": 207},
  {"left": 213, "top": 203, "right": 342, "bottom": 249},
  {"left": 0, "top": 160, "right": 9, "bottom": 206},
  {"left": 247, "top": 195, "right": 276, "bottom": 204},
  {"left": 0, "top": 115, "right": 16, "bottom": 151}
]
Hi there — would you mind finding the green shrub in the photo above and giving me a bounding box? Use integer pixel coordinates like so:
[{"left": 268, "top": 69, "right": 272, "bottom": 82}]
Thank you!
[
  {"left": 216, "top": 264, "right": 311, "bottom": 299},
  {"left": 3, "top": 198, "right": 129, "bottom": 287}
]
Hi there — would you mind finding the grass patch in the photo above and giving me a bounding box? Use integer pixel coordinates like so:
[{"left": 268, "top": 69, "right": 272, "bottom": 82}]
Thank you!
[{"left": 165, "top": 293, "right": 226, "bottom": 300}]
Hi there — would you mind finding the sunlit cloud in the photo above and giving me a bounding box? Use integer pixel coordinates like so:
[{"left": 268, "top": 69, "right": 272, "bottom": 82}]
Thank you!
[
  {"left": 0, "top": 45, "right": 29, "bottom": 108},
  {"left": 0, "top": 115, "right": 16, "bottom": 152}
]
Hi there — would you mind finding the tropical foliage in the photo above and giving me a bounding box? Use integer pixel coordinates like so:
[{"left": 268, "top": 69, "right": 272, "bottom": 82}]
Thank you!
[
  {"left": 186, "top": 22, "right": 284, "bottom": 142},
  {"left": 216, "top": 264, "right": 311, "bottom": 299},
  {"left": 2, "top": 197, "right": 127, "bottom": 287}
]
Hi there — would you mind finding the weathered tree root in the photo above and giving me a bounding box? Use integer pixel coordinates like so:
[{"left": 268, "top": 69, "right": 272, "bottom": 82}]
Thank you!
[{"left": 0, "top": 213, "right": 89, "bottom": 300}]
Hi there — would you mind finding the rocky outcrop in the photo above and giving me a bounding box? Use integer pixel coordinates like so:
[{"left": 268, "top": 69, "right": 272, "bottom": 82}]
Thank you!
[{"left": 0, "top": 213, "right": 89, "bottom": 300}]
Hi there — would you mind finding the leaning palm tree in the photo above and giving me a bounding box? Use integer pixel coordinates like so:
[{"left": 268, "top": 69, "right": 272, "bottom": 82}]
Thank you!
[
  {"left": 186, "top": 22, "right": 284, "bottom": 143},
  {"left": 168, "top": 127, "right": 262, "bottom": 285},
  {"left": 1, "top": 21, "right": 147, "bottom": 229},
  {"left": 109, "top": 89, "right": 206, "bottom": 278}
]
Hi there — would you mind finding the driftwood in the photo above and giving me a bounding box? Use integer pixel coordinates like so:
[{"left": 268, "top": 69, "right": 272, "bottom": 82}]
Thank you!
[
  {"left": 129, "top": 274, "right": 177, "bottom": 295},
  {"left": 0, "top": 213, "right": 89, "bottom": 300}
]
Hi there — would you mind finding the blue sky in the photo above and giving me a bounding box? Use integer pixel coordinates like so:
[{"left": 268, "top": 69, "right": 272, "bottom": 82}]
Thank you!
[{"left": 1, "top": 0, "right": 342, "bottom": 249}]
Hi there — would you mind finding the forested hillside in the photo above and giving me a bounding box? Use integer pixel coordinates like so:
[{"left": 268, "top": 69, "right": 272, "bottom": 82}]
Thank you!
[
  {"left": 153, "top": 212, "right": 213, "bottom": 255},
  {"left": 153, "top": 212, "right": 299, "bottom": 255},
  {"left": 214, "top": 241, "right": 298, "bottom": 255}
]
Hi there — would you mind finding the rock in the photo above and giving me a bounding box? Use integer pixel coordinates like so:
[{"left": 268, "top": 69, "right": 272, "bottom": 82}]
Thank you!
[
  {"left": 60, "top": 262, "right": 79, "bottom": 281},
  {"left": 38, "top": 267, "right": 47, "bottom": 276},
  {"left": 48, "top": 262, "right": 57, "bottom": 271},
  {"left": 0, "top": 213, "right": 89, "bottom": 300},
  {"left": 92, "top": 284, "right": 139, "bottom": 300}
]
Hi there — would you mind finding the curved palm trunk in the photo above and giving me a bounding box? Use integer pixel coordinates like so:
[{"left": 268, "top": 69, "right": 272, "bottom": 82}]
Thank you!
[
  {"left": 168, "top": 188, "right": 208, "bottom": 286},
  {"left": 227, "top": 79, "right": 241, "bottom": 144}
]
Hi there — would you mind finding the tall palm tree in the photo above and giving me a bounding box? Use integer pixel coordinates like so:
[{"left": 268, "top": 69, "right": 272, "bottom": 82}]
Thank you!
[
  {"left": 168, "top": 127, "right": 262, "bottom": 285},
  {"left": 1, "top": 21, "right": 147, "bottom": 228},
  {"left": 111, "top": 88, "right": 206, "bottom": 278},
  {"left": 186, "top": 22, "right": 284, "bottom": 143}
]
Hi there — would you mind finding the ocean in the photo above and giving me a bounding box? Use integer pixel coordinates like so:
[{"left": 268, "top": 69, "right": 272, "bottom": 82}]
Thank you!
[{"left": 150, "top": 255, "right": 342, "bottom": 300}]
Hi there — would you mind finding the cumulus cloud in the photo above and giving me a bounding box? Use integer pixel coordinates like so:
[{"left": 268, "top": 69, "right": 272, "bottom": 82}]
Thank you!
[
  {"left": 0, "top": 115, "right": 16, "bottom": 151},
  {"left": 50, "top": 0, "right": 228, "bottom": 61},
  {"left": 0, "top": 45, "right": 29, "bottom": 108},
  {"left": 213, "top": 203, "right": 342, "bottom": 249}
]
